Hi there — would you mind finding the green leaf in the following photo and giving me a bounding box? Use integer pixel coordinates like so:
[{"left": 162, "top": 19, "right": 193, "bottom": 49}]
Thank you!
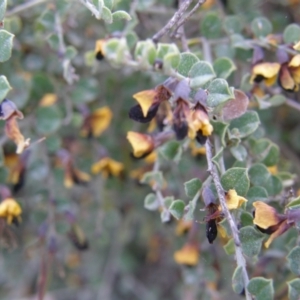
[
  {"left": 101, "top": 6, "right": 112, "bottom": 23},
  {"left": 164, "top": 196, "right": 174, "bottom": 209},
  {"left": 0, "top": 29, "right": 14, "bottom": 62},
  {"left": 221, "top": 167, "right": 250, "bottom": 196},
  {"left": 135, "top": 40, "right": 157, "bottom": 66},
  {"left": 65, "top": 46, "right": 78, "bottom": 60},
  {"left": 251, "top": 17, "right": 273, "bottom": 38},
  {"left": 229, "top": 111, "right": 260, "bottom": 139},
  {"left": 177, "top": 52, "right": 199, "bottom": 77},
  {"left": 240, "top": 211, "right": 254, "bottom": 227},
  {"left": 0, "top": 0, "right": 7, "bottom": 21},
  {"left": 268, "top": 94, "right": 286, "bottom": 107},
  {"left": 183, "top": 201, "right": 196, "bottom": 221},
  {"left": 249, "top": 163, "right": 270, "bottom": 186},
  {"left": 156, "top": 43, "right": 179, "bottom": 60},
  {"left": 36, "top": 105, "right": 62, "bottom": 135},
  {"left": 232, "top": 266, "right": 244, "bottom": 294},
  {"left": 38, "top": 9, "right": 55, "bottom": 29},
  {"left": 207, "top": 79, "right": 234, "bottom": 107},
  {"left": 283, "top": 24, "right": 300, "bottom": 44},
  {"left": 3, "top": 16, "right": 22, "bottom": 35},
  {"left": 211, "top": 120, "right": 229, "bottom": 147},
  {"left": 223, "top": 15, "right": 242, "bottom": 34},
  {"left": 70, "top": 78, "right": 98, "bottom": 105},
  {"left": 223, "top": 238, "right": 235, "bottom": 255},
  {"left": 144, "top": 193, "right": 159, "bottom": 211},
  {"left": 189, "top": 61, "right": 216, "bottom": 88},
  {"left": 240, "top": 226, "right": 264, "bottom": 257},
  {"left": 112, "top": 10, "right": 131, "bottom": 21},
  {"left": 287, "top": 196, "right": 300, "bottom": 208},
  {"left": 247, "top": 186, "right": 268, "bottom": 207},
  {"left": 287, "top": 246, "right": 300, "bottom": 275},
  {"left": 265, "top": 175, "right": 282, "bottom": 196},
  {"left": 288, "top": 278, "right": 300, "bottom": 300},
  {"left": 103, "top": 0, "right": 113, "bottom": 9},
  {"left": 201, "top": 12, "right": 222, "bottom": 39},
  {"left": 184, "top": 178, "right": 202, "bottom": 198},
  {"left": 163, "top": 52, "right": 180, "bottom": 72},
  {"left": 252, "top": 138, "right": 279, "bottom": 167},
  {"left": 247, "top": 277, "right": 274, "bottom": 300},
  {"left": 230, "top": 144, "right": 247, "bottom": 162},
  {"left": 141, "top": 171, "right": 164, "bottom": 189},
  {"left": 159, "top": 140, "right": 182, "bottom": 162},
  {"left": 212, "top": 146, "right": 224, "bottom": 173},
  {"left": 169, "top": 200, "right": 185, "bottom": 220},
  {"left": 0, "top": 75, "right": 12, "bottom": 100},
  {"left": 160, "top": 208, "right": 171, "bottom": 222},
  {"left": 213, "top": 57, "right": 236, "bottom": 79}
]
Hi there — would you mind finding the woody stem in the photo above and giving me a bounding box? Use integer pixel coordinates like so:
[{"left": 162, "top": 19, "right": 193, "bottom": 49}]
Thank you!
[{"left": 205, "top": 140, "right": 252, "bottom": 300}]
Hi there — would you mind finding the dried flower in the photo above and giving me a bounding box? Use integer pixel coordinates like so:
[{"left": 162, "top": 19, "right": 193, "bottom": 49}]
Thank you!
[
  {"left": 127, "top": 131, "right": 155, "bottom": 158},
  {"left": 172, "top": 98, "right": 190, "bottom": 140},
  {"left": 91, "top": 157, "right": 124, "bottom": 178},
  {"left": 0, "top": 99, "right": 30, "bottom": 154},
  {"left": 0, "top": 198, "right": 22, "bottom": 225},
  {"left": 173, "top": 243, "right": 199, "bottom": 266},
  {"left": 81, "top": 106, "right": 113, "bottom": 138}
]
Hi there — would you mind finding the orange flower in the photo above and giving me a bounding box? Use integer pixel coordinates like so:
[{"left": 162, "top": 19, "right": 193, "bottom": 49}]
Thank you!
[{"left": 173, "top": 243, "right": 199, "bottom": 266}]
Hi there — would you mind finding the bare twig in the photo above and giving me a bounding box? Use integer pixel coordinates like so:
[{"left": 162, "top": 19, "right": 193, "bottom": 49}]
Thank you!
[
  {"left": 152, "top": 0, "right": 194, "bottom": 43},
  {"left": 285, "top": 98, "right": 300, "bottom": 112},
  {"left": 6, "top": 0, "right": 47, "bottom": 17},
  {"left": 205, "top": 140, "right": 252, "bottom": 300}
]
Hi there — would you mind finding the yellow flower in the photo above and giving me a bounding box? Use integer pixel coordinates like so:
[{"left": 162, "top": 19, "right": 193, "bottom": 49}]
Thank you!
[
  {"left": 190, "top": 141, "right": 206, "bottom": 156},
  {"left": 95, "top": 39, "right": 106, "bottom": 60},
  {"left": 250, "top": 62, "right": 281, "bottom": 86},
  {"left": 175, "top": 220, "right": 192, "bottom": 236},
  {"left": 144, "top": 152, "right": 157, "bottom": 164},
  {"left": 173, "top": 243, "right": 199, "bottom": 266},
  {"left": 133, "top": 90, "right": 158, "bottom": 117},
  {"left": 225, "top": 189, "right": 247, "bottom": 210},
  {"left": 267, "top": 165, "right": 278, "bottom": 175},
  {"left": 293, "top": 40, "right": 300, "bottom": 51},
  {"left": 4, "top": 153, "right": 22, "bottom": 185},
  {"left": 39, "top": 93, "right": 58, "bottom": 106},
  {"left": 81, "top": 106, "right": 113, "bottom": 138},
  {"left": 91, "top": 157, "right": 124, "bottom": 178},
  {"left": 127, "top": 131, "right": 155, "bottom": 158},
  {"left": 0, "top": 198, "right": 22, "bottom": 224}
]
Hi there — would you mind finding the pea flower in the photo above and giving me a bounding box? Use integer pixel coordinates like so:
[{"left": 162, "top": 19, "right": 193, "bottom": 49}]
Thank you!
[
  {"left": 81, "top": 106, "right": 113, "bottom": 138},
  {"left": 0, "top": 99, "right": 30, "bottom": 154},
  {"left": 0, "top": 198, "right": 22, "bottom": 225},
  {"left": 95, "top": 39, "right": 106, "bottom": 60},
  {"left": 250, "top": 62, "right": 281, "bottom": 86},
  {"left": 127, "top": 131, "right": 155, "bottom": 158},
  {"left": 173, "top": 243, "right": 199, "bottom": 266},
  {"left": 91, "top": 157, "right": 124, "bottom": 178}
]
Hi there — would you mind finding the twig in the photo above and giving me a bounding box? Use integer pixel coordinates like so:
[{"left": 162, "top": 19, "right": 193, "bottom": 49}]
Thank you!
[
  {"left": 205, "top": 140, "right": 252, "bottom": 300},
  {"left": 78, "top": 0, "right": 100, "bottom": 19},
  {"left": 171, "top": 0, "right": 206, "bottom": 36},
  {"left": 5, "top": 0, "right": 47, "bottom": 17},
  {"left": 285, "top": 98, "right": 300, "bottom": 112},
  {"left": 152, "top": 0, "right": 194, "bottom": 43}
]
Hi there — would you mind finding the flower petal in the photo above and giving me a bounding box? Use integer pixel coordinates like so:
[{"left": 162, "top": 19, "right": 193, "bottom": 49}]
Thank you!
[
  {"left": 253, "top": 201, "right": 282, "bottom": 229},
  {"left": 127, "top": 131, "right": 154, "bottom": 158},
  {"left": 226, "top": 189, "right": 247, "bottom": 210},
  {"left": 133, "top": 90, "right": 157, "bottom": 117},
  {"left": 173, "top": 243, "right": 199, "bottom": 266}
]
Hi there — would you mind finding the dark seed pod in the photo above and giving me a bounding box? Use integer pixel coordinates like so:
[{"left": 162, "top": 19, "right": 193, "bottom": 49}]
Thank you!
[
  {"left": 173, "top": 121, "right": 188, "bottom": 140},
  {"left": 206, "top": 219, "right": 218, "bottom": 244},
  {"left": 129, "top": 103, "right": 159, "bottom": 123}
]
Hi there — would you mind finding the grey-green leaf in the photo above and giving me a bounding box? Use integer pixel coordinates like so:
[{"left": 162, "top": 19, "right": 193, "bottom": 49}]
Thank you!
[
  {"left": 247, "top": 277, "right": 274, "bottom": 300},
  {"left": 240, "top": 226, "right": 264, "bottom": 257},
  {"left": 283, "top": 24, "right": 300, "bottom": 44},
  {"left": 251, "top": 17, "right": 273, "bottom": 38},
  {"left": 112, "top": 10, "right": 131, "bottom": 21},
  {"left": 177, "top": 52, "right": 199, "bottom": 77},
  {"left": 213, "top": 57, "right": 236, "bottom": 79},
  {"left": 0, "top": 75, "right": 12, "bottom": 100},
  {"left": 184, "top": 178, "right": 202, "bottom": 198},
  {"left": 0, "top": 0, "right": 7, "bottom": 21},
  {"left": 207, "top": 79, "right": 234, "bottom": 107},
  {"left": 287, "top": 246, "right": 300, "bottom": 275},
  {"left": 0, "top": 29, "right": 14, "bottom": 62},
  {"left": 189, "top": 61, "right": 216, "bottom": 88},
  {"left": 169, "top": 200, "right": 185, "bottom": 220},
  {"left": 288, "top": 278, "right": 300, "bottom": 300},
  {"left": 232, "top": 266, "right": 244, "bottom": 294},
  {"left": 144, "top": 193, "right": 159, "bottom": 211}
]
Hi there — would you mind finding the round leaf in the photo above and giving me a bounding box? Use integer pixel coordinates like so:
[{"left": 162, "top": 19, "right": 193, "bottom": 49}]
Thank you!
[
  {"left": 283, "top": 24, "right": 300, "bottom": 44},
  {"left": 207, "top": 79, "right": 234, "bottom": 107},
  {"left": 0, "top": 29, "right": 14, "bottom": 62},
  {"left": 177, "top": 52, "right": 199, "bottom": 77},
  {"left": 221, "top": 167, "right": 250, "bottom": 196},
  {"left": 36, "top": 105, "right": 62, "bottom": 135},
  {"left": 201, "top": 12, "right": 222, "bottom": 39},
  {"left": 0, "top": 75, "right": 12, "bottom": 100},
  {"left": 251, "top": 17, "right": 273, "bottom": 38},
  {"left": 240, "top": 226, "right": 264, "bottom": 257},
  {"left": 169, "top": 200, "right": 185, "bottom": 220},
  {"left": 288, "top": 278, "right": 300, "bottom": 300},
  {"left": 0, "top": 0, "right": 7, "bottom": 21},
  {"left": 184, "top": 178, "right": 202, "bottom": 198},
  {"left": 213, "top": 57, "right": 236, "bottom": 79},
  {"left": 189, "top": 61, "right": 216, "bottom": 88},
  {"left": 144, "top": 193, "right": 159, "bottom": 211},
  {"left": 248, "top": 277, "right": 274, "bottom": 300},
  {"left": 287, "top": 246, "right": 300, "bottom": 275},
  {"left": 232, "top": 266, "right": 244, "bottom": 294}
]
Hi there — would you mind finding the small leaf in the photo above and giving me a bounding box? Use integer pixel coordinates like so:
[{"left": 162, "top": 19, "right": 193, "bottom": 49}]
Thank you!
[
  {"left": 265, "top": 175, "right": 282, "bottom": 196},
  {"left": 230, "top": 144, "right": 247, "bottom": 162},
  {"left": 287, "top": 246, "right": 300, "bottom": 275},
  {"left": 38, "top": 9, "right": 55, "bottom": 29},
  {"left": 159, "top": 140, "right": 182, "bottom": 162},
  {"left": 183, "top": 201, "right": 196, "bottom": 221},
  {"left": 0, "top": 0, "right": 7, "bottom": 21},
  {"left": 160, "top": 208, "right": 171, "bottom": 222},
  {"left": 268, "top": 94, "right": 286, "bottom": 106},
  {"left": 287, "top": 278, "right": 300, "bottom": 300},
  {"left": 247, "top": 277, "right": 274, "bottom": 300},
  {"left": 283, "top": 24, "right": 300, "bottom": 44},
  {"left": 189, "top": 61, "right": 216, "bottom": 88},
  {"left": 70, "top": 78, "right": 98, "bottom": 105},
  {"left": 169, "top": 200, "right": 185, "bottom": 220},
  {"left": 0, "top": 76, "right": 12, "bottom": 100},
  {"left": 240, "top": 226, "right": 264, "bottom": 257},
  {"left": 211, "top": 120, "right": 229, "bottom": 147},
  {"left": 164, "top": 196, "right": 174, "bottom": 209},
  {"left": 223, "top": 238, "right": 235, "bottom": 255},
  {"left": 248, "top": 163, "right": 270, "bottom": 186},
  {"left": 144, "top": 193, "right": 159, "bottom": 211},
  {"left": 141, "top": 171, "right": 164, "bottom": 189},
  {"left": 163, "top": 52, "right": 180, "bottom": 72},
  {"left": 213, "top": 57, "right": 236, "bottom": 79},
  {"left": 251, "top": 138, "right": 279, "bottom": 167},
  {"left": 212, "top": 146, "right": 224, "bottom": 173},
  {"left": 246, "top": 186, "right": 268, "bottom": 207},
  {"left": 101, "top": 6, "right": 112, "bottom": 23},
  {"left": 36, "top": 105, "right": 62, "bottom": 135},
  {"left": 65, "top": 46, "right": 78, "bottom": 60},
  {"left": 184, "top": 178, "right": 202, "bottom": 198},
  {"left": 240, "top": 211, "right": 254, "bottom": 227},
  {"left": 157, "top": 43, "right": 179, "bottom": 60},
  {"left": 135, "top": 40, "right": 157, "bottom": 66},
  {"left": 232, "top": 266, "right": 244, "bottom": 294},
  {"left": 103, "top": 0, "right": 113, "bottom": 9},
  {"left": 251, "top": 17, "right": 273, "bottom": 38},
  {"left": 177, "top": 52, "right": 199, "bottom": 77},
  {"left": 207, "top": 79, "right": 234, "bottom": 107},
  {"left": 229, "top": 111, "right": 260, "bottom": 139},
  {"left": 201, "top": 12, "right": 222, "bottom": 39},
  {"left": 221, "top": 167, "right": 250, "bottom": 196},
  {"left": 0, "top": 29, "right": 14, "bottom": 62},
  {"left": 112, "top": 10, "right": 131, "bottom": 21},
  {"left": 224, "top": 15, "right": 242, "bottom": 34}
]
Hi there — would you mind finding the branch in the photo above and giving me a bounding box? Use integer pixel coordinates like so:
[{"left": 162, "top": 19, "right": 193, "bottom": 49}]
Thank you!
[
  {"left": 285, "top": 98, "right": 300, "bottom": 112},
  {"left": 152, "top": 0, "right": 194, "bottom": 43},
  {"left": 205, "top": 140, "right": 252, "bottom": 300}
]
